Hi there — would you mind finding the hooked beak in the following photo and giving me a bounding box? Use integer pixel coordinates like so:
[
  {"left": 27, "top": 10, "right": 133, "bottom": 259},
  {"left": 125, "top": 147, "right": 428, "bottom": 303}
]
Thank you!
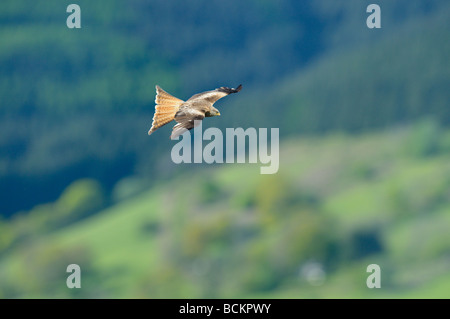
[{"left": 217, "top": 112, "right": 221, "bottom": 116}]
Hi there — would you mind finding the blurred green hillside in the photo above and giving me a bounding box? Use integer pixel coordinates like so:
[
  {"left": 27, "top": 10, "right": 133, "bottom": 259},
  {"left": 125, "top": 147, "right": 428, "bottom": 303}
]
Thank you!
[
  {"left": 0, "top": 1, "right": 449, "bottom": 299},
  {"left": 1, "top": 0, "right": 449, "bottom": 215},
  {"left": 1, "top": 121, "right": 449, "bottom": 298}
]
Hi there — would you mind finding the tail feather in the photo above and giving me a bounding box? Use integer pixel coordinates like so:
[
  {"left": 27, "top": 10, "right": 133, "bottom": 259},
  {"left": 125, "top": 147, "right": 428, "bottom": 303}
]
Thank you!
[{"left": 148, "top": 86, "right": 184, "bottom": 135}]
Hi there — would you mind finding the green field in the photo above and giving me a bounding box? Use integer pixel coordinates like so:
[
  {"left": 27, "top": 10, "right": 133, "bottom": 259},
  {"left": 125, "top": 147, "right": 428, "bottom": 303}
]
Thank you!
[{"left": 1, "top": 121, "right": 449, "bottom": 298}]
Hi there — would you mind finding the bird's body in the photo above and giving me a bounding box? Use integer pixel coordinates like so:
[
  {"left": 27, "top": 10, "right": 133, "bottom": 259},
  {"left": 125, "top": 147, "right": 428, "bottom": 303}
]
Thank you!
[{"left": 148, "top": 84, "right": 242, "bottom": 139}]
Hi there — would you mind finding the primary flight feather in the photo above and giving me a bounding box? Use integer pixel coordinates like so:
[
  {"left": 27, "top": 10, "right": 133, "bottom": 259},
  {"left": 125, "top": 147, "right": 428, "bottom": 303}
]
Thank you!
[{"left": 148, "top": 84, "right": 242, "bottom": 139}]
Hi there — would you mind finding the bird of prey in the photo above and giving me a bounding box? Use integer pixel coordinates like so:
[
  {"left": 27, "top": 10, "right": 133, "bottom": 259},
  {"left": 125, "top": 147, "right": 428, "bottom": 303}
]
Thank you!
[{"left": 148, "top": 84, "right": 242, "bottom": 139}]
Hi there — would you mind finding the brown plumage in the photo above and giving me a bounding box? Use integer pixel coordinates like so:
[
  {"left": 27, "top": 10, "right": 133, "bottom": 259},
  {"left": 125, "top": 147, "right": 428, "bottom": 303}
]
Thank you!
[{"left": 148, "top": 84, "right": 242, "bottom": 139}]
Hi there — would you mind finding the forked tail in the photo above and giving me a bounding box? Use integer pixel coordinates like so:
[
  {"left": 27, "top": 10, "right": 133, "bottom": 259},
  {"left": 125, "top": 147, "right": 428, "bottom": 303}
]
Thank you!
[{"left": 148, "top": 85, "right": 184, "bottom": 135}]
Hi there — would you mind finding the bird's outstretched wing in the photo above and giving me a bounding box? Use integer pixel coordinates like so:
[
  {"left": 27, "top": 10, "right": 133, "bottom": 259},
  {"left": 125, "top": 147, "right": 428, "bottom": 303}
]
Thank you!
[
  {"left": 171, "top": 113, "right": 205, "bottom": 139},
  {"left": 187, "top": 84, "right": 242, "bottom": 104}
]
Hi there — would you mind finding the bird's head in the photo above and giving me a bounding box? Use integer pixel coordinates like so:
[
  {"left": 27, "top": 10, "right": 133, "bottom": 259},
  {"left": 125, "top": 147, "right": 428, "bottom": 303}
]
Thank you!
[{"left": 206, "top": 107, "right": 220, "bottom": 117}]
